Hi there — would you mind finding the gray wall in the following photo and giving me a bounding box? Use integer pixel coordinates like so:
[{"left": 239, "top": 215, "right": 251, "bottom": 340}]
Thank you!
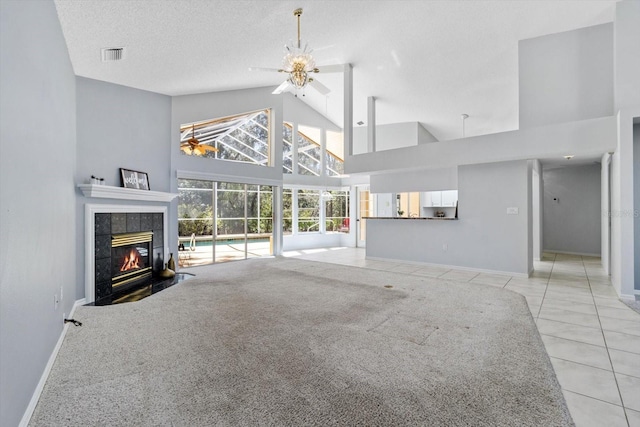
[
  {"left": 519, "top": 23, "right": 613, "bottom": 129},
  {"left": 75, "top": 77, "right": 172, "bottom": 300},
  {"left": 543, "top": 164, "right": 602, "bottom": 256},
  {"left": 609, "top": 1, "right": 640, "bottom": 298},
  {"left": 614, "top": 1, "right": 640, "bottom": 111},
  {"left": 370, "top": 167, "right": 458, "bottom": 194},
  {"left": 634, "top": 124, "right": 640, "bottom": 289},
  {"left": 0, "top": 1, "right": 77, "bottom": 425},
  {"left": 367, "top": 160, "right": 531, "bottom": 275}
]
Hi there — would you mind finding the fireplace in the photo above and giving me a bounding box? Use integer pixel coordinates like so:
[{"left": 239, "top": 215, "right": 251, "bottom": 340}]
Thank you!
[
  {"left": 111, "top": 231, "right": 153, "bottom": 289},
  {"left": 91, "top": 209, "right": 166, "bottom": 303}
]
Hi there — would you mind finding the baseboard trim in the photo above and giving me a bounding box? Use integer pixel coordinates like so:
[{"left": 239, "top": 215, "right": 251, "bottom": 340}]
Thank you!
[
  {"left": 19, "top": 298, "right": 85, "bottom": 427},
  {"left": 364, "top": 255, "right": 528, "bottom": 278},
  {"left": 619, "top": 292, "right": 637, "bottom": 302},
  {"left": 544, "top": 249, "right": 601, "bottom": 258}
]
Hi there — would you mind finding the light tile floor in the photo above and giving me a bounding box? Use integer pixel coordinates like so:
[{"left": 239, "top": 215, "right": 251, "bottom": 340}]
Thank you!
[{"left": 282, "top": 247, "right": 640, "bottom": 427}]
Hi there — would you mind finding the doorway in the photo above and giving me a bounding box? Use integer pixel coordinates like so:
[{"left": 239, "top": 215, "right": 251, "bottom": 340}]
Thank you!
[{"left": 356, "top": 186, "right": 374, "bottom": 247}]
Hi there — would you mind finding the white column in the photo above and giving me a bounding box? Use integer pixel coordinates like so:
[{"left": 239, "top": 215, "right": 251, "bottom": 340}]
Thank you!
[
  {"left": 367, "top": 96, "right": 376, "bottom": 153},
  {"left": 343, "top": 64, "right": 353, "bottom": 157}
]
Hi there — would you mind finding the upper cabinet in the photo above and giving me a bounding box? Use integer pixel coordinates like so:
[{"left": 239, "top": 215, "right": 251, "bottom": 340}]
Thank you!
[
  {"left": 422, "top": 190, "right": 458, "bottom": 207},
  {"left": 441, "top": 190, "right": 458, "bottom": 207}
]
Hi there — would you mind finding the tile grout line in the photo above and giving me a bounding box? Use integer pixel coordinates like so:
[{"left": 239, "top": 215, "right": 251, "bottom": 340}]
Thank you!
[
  {"left": 534, "top": 253, "right": 554, "bottom": 320},
  {"left": 562, "top": 389, "right": 630, "bottom": 410},
  {"left": 582, "top": 255, "right": 631, "bottom": 427}
]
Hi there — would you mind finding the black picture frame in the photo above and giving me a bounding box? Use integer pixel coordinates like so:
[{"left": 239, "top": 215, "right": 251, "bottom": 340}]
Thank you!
[{"left": 120, "top": 168, "right": 150, "bottom": 190}]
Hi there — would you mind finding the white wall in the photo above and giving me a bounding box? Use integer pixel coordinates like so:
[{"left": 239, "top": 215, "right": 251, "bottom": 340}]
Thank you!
[
  {"left": 614, "top": 1, "right": 640, "bottom": 111},
  {"left": 0, "top": 1, "right": 77, "bottom": 425},
  {"left": 519, "top": 23, "right": 613, "bottom": 129},
  {"left": 367, "top": 160, "right": 531, "bottom": 275},
  {"left": 370, "top": 167, "right": 457, "bottom": 194},
  {"left": 346, "top": 116, "right": 616, "bottom": 176},
  {"left": 353, "top": 122, "right": 437, "bottom": 154},
  {"left": 532, "top": 160, "right": 543, "bottom": 260},
  {"left": 375, "top": 193, "right": 394, "bottom": 217},
  {"left": 283, "top": 93, "right": 341, "bottom": 131},
  {"left": 601, "top": 153, "right": 612, "bottom": 274},
  {"left": 543, "top": 164, "right": 602, "bottom": 256}
]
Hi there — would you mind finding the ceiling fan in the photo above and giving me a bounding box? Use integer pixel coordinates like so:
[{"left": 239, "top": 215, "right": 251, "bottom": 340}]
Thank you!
[
  {"left": 180, "top": 124, "right": 219, "bottom": 156},
  {"left": 250, "top": 8, "right": 342, "bottom": 96}
]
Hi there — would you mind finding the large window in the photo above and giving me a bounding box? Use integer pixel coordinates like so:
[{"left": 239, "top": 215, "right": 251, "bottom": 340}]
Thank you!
[
  {"left": 297, "top": 189, "right": 320, "bottom": 232},
  {"left": 283, "top": 188, "right": 293, "bottom": 234},
  {"left": 282, "top": 123, "right": 344, "bottom": 176},
  {"left": 325, "top": 190, "right": 349, "bottom": 233},
  {"left": 282, "top": 124, "right": 293, "bottom": 174},
  {"left": 282, "top": 187, "right": 350, "bottom": 235},
  {"left": 180, "top": 109, "right": 271, "bottom": 166}
]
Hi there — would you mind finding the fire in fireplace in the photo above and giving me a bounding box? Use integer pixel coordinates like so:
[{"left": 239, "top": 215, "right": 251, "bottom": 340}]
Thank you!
[
  {"left": 111, "top": 231, "right": 153, "bottom": 290},
  {"left": 120, "top": 248, "right": 142, "bottom": 271}
]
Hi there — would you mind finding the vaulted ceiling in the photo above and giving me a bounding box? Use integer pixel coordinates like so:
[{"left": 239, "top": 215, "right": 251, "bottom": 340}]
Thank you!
[{"left": 54, "top": 0, "right": 616, "bottom": 142}]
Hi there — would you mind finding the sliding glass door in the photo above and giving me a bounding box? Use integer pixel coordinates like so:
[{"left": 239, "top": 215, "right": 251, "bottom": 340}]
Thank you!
[
  {"left": 177, "top": 179, "right": 214, "bottom": 267},
  {"left": 177, "top": 179, "right": 273, "bottom": 267}
]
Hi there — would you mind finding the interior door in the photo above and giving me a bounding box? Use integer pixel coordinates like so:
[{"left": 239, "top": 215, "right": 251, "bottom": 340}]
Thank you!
[{"left": 356, "top": 186, "right": 373, "bottom": 247}]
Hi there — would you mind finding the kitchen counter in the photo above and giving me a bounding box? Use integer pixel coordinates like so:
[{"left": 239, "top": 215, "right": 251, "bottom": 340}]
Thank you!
[{"left": 364, "top": 216, "right": 458, "bottom": 220}]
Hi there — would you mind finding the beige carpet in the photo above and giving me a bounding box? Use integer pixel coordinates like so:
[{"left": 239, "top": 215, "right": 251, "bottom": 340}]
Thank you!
[{"left": 30, "top": 257, "right": 573, "bottom": 426}]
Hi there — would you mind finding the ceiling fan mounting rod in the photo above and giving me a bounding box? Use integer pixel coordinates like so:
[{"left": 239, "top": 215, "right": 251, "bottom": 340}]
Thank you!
[{"left": 294, "top": 8, "right": 302, "bottom": 49}]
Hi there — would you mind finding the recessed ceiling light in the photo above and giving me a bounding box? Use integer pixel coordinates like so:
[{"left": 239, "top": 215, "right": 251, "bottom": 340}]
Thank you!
[{"left": 563, "top": 155, "right": 574, "bottom": 160}]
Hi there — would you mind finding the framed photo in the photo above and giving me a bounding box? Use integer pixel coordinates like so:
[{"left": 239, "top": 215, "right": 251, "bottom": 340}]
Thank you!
[{"left": 120, "top": 168, "right": 150, "bottom": 190}]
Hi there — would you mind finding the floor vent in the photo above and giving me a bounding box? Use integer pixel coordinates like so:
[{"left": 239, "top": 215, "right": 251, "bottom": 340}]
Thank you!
[{"left": 101, "top": 47, "right": 125, "bottom": 62}]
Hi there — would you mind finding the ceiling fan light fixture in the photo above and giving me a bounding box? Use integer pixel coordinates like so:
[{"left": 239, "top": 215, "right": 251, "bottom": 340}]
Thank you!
[
  {"left": 281, "top": 8, "right": 316, "bottom": 90},
  {"left": 181, "top": 123, "right": 219, "bottom": 156}
]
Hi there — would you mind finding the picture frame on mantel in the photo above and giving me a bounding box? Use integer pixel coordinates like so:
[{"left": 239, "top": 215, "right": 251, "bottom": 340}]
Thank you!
[{"left": 120, "top": 168, "right": 150, "bottom": 190}]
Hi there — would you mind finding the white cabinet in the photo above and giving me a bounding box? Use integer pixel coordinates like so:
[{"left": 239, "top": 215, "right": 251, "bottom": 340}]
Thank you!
[
  {"left": 422, "top": 190, "right": 457, "bottom": 207},
  {"left": 441, "top": 190, "right": 458, "bottom": 207},
  {"left": 423, "top": 191, "right": 441, "bottom": 207}
]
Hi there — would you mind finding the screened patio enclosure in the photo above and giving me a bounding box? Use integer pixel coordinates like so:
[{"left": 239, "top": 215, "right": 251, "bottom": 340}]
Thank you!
[
  {"left": 178, "top": 109, "right": 349, "bottom": 267},
  {"left": 177, "top": 179, "right": 273, "bottom": 267}
]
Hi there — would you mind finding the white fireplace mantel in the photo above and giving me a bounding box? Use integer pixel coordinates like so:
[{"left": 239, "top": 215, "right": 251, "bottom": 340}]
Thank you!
[{"left": 78, "top": 184, "right": 178, "bottom": 203}]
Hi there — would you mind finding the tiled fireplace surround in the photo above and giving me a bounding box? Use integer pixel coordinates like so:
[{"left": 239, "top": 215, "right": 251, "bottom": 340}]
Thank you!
[{"left": 85, "top": 204, "right": 169, "bottom": 304}]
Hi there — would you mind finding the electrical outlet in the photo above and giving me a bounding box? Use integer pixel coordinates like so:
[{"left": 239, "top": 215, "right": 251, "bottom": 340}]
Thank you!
[
  {"left": 442, "top": 243, "right": 448, "bottom": 252},
  {"left": 506, "top": 207, "right": 519, "bottom": 215}
]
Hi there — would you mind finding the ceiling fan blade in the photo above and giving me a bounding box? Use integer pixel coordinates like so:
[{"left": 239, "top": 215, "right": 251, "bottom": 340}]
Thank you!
[
  {"left": 315, "top": 64, "right": 345, "bottom": 73},
  {"left": 272, "top": 80, "right": 291, "bottom": 95},
  {"left": 309, "top": 78, "right": 330, "bottom": 95},
  {"left": 249, "top": 67, "right": 281, "bottom": 73}
]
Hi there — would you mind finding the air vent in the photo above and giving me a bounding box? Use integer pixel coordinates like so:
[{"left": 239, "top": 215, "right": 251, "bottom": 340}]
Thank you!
[{"left": 101, "top": 47, "right": 125, "bottom": 62}]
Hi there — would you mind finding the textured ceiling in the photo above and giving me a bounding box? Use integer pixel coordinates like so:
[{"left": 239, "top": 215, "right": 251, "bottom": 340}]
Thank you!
[{"left": 54, "top": 0, "right": 616, "bottom": 141}]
